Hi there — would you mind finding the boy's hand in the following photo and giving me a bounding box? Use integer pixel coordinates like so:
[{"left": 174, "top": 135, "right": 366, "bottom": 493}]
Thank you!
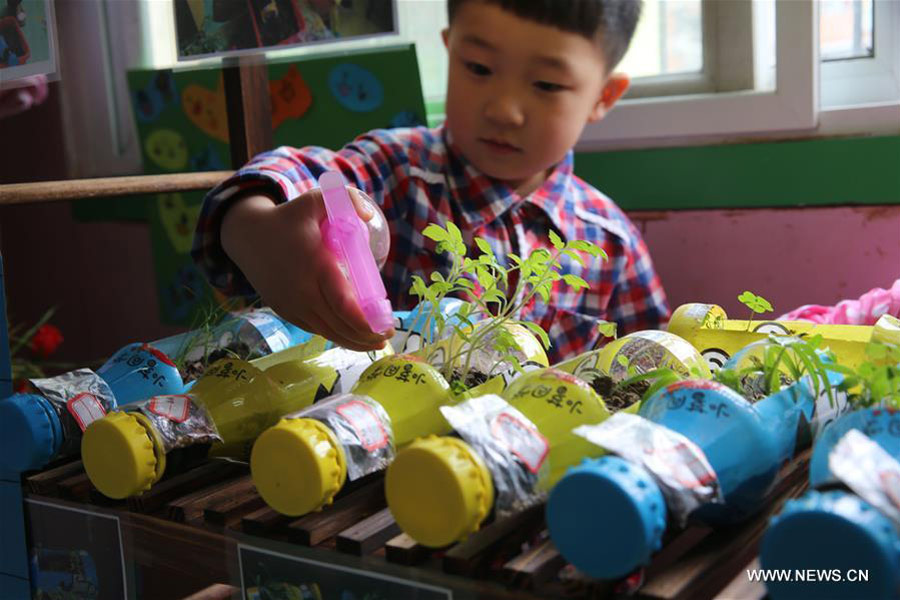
[{"left": 221, "top": 187, "right": 394, "bottom": 352}]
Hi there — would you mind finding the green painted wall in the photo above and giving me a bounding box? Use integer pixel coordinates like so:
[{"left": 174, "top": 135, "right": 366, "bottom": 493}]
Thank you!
[{"left": 574, "top": 135, "right": 900, "bottom": 211}]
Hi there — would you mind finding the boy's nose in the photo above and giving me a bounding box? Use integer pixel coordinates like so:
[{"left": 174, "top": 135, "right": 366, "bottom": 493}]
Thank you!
[{"left": 484, "top": 94, "right": 525, "bottom": 128}]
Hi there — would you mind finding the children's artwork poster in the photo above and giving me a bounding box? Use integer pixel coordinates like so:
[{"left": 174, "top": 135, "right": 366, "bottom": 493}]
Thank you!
[
  {"left": 239, "top": 543, "right": 452, "bottom": 600},
  {"left": 75, "top": 44, "right": 424, "bottom": 326},
  {"left": 175, "top": 0, "right": 397, "bottom": 61},
  {"left": 24, "top": 499, "right": 127, "bottom": 600},
  {"left": 0, "top": 0, "right": 57, "bottom": 87},
  {"left": 269, "top": 44, "right": 427, "bottom": 149},
  {"left": 149, "top": 190, "right": 228, "bottom": 327}
]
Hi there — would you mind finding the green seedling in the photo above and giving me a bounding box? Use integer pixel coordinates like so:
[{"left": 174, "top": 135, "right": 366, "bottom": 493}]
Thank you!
[
  {"left": 407, "top": 222, "right": 606, "bottom": 392},
  {"left": 738, "top": 291, "right": 774, "bottom": 333},
  {"left": 714, "top": 334, "right": 836, "bottom": 405},
  {"left": 830, "top": 342, "right": 900, "bottom": 409}
]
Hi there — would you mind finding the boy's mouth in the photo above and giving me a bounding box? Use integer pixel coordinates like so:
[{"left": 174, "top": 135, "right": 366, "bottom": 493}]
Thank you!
[{"left": 479, "top": 138, "right": 521, "bottom": 154}]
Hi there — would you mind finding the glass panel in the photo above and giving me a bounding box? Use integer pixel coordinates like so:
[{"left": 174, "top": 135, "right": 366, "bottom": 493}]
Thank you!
[
  {"left": 399, "top": 0, "right": 449, "bottom": 103},
  {"left": 619, "top": 0, "right": 703, "bottom": 78},
  {"left": 820, "top": 0, "right": 874, "bottom": 61}
]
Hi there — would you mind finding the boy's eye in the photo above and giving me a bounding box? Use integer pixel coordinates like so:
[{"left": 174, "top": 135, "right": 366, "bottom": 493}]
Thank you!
[
  {"left": 464, "top": 61, "right": 491, "bottom": 76},
  {"left": 534, "top": 81, "right": 565, "bottom": 92}
]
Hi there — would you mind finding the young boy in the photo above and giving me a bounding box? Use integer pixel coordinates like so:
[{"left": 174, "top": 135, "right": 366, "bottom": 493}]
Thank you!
[{"left": 192, "top": 0, "right": 669, "bottom": 364}]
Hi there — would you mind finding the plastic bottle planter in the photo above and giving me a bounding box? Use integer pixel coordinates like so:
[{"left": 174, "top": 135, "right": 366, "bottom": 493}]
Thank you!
[
  {"left": 668, "top": 303, "right": 900, "bottom": 371},
  {"left": 250, "top": 324, "right": 549, "bottom": 517},
  {"left": 81, "top": 344, "right": 392, "bottom": 499},
  {"left": 420, "top": 321, "right": 550, "bottom": 398},
  {"left": 251, "top": 354, "right": 452, "bottom": 516},
  {"left": 388, "top": 298, "right": 474, "bottom": 355},
  {"left": 382, "top": 329, "right": 709, "bottom": 547},
  {"left": 386, "top": 367, "right": 626, "bottom": 548},
  {"left": 546, "top": 356, "right": 847, "bottom": 580},
  {"left": 761, "top": 408, "right": 900, "bottom": 599},
  {"left": 555, "top": 329, "right": 712, "bottom": 397},
  {"left": 0, "top": 343, "right": 185, "bottom": 473},
  {"left": 150, "top": 307, "right": 313, "bottom": 381}
]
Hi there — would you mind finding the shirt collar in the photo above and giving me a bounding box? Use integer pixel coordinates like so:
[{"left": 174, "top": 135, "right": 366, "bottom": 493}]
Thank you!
[{"left": 440, "top": 124, "right": 575, "bottom": 234}]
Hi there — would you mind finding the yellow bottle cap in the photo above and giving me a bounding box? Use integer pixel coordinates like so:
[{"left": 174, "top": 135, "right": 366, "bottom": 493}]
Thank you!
[
  {"left": 81, "top": 411, "right": 164, "bottom": 499},
  {"left": 251, "top": 418, "right": 347, "bottom": 516},
  {"left": 386, "top": 435, "right": 493, "bottom": 548}
]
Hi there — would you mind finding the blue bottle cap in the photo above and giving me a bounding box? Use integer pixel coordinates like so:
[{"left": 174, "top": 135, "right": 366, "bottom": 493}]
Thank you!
[
  {"left": 761, "top": 490, "right": 900, "bottom": 599},
  {"left": 547, "top": 455, "right": 667, "bottom": 579},
  {"left": 0, "top": 394, "right": 62, "bottom": 472}
]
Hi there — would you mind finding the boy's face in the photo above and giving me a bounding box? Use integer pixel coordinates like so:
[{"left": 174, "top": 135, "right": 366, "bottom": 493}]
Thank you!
[{"left": 443, "top": 2, "right": 629, "bottom": 195}]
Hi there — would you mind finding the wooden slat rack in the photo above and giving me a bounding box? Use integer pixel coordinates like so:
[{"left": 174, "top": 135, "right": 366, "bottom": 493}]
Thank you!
[{"left": 22, "top": 449, "right": 810, "bottom": 599}]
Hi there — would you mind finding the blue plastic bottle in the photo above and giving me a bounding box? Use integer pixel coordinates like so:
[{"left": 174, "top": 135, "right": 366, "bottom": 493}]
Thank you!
[
  {"left": 0, "top": 343, "right": 186, "bottom": 472},
  {"left": 547, "top": 349, "right": 845, "bottom": 579},
  {"left": 760, "top": 408, "right": 900, "bottom": 599}
]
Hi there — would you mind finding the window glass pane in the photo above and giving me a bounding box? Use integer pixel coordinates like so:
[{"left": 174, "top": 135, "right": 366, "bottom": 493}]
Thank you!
[
  {"left": 398, "top": 0, "right": 448, "bottom": 102},
  {"left": 619, "top": 0, "right": 703, "bottom": 78},
  {"left": 820, "top": 0, "right": 874, "bottom": 61}
]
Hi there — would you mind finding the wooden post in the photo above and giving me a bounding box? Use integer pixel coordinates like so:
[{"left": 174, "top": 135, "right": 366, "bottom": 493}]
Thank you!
[{"left": 223, "top": 56, "right": 273, "bottom": 169}]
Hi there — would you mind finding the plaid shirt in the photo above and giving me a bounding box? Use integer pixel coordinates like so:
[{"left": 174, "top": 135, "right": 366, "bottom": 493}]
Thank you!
[{"left": 192, "top": 125, "right": 669, "bottom": 363}]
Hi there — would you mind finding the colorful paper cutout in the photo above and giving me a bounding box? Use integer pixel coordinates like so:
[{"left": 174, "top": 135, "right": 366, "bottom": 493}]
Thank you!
[
  {"left": 134, "top": 70, "right": 178, "bottom": 123},
  {"left": 328, "top": 63, "right": 383, "bottom": 113},
  {"left": 144, "top": 129, "right": 189, "bottom": 171},
  {"left": 269, "top": 65, "right": 312, "bottom": 129},
  {"left": 156, "top": 193, "right": 201, "bottom": 253},
  {"left": 189, "top": 143, "right": 226, "bottom": 171},
  {"left": 162, "top": 263, "right": 205, "bottom": 321},
  {"left": 389, "top": 110, "right": 424, "bottom": 128},
  {"left": 182, "top": 76, "right": 230, "bottom": 142}
]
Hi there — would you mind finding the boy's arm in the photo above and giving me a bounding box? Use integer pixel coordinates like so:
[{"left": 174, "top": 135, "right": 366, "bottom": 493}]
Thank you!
[
  {"left": 191, "top": 130, "right": 408, "bottom": 350},
  {"left": 192, "top": 131, "right": 403, "bottom": 297}
]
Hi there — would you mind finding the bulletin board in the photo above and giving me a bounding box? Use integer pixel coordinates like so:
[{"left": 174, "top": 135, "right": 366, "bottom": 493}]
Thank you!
[
  {"left": 174, "top": 0, "right": 397, "bottom": 61},
  {"left": 73, "top": 44, "right": 425, "bottom": 327}
]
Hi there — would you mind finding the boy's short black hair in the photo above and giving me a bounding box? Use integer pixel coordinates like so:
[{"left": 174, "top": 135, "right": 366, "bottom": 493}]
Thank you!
[{"left": 447, "top": 0, "right": 643, "bottom": 71}]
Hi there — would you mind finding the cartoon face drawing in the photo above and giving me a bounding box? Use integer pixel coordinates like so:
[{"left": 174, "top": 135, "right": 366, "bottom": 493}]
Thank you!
[
  {"left": 182, "top": 77, "right": 230, "bottom": 142},
  {"left": 328, "top": 63, "right": 384, "bottom": 113},
  {"left": 157, "top": 193, "right": 201, "bottom": 253},
  {"left": 145, "top": 129, "right": 188, "bottom": 171},
  {"left": 162, "top": 264, "right": 206, "bottom": 322},
  {"left": 189, "top": 143, "right": 226, "bottom": 172},
  {"left": 269, "top": 65, "right": 313, "bottom": 129},
  {"left": 134, "top": 70, "right": 178, "bottom": 123},
  {"left": 389, "top": 110, "right": 423, "bottom": 128}
]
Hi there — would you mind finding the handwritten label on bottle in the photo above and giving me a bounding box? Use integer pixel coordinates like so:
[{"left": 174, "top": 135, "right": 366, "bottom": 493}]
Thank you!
[
  {"left": 148, "top": 395, "right": 192, "bottom": 423},
  {"left": 337, "top": 399, "right": 389, "bottom": 451},
  {"left": 490, "top": 412, "right": 549, "bottom": 474},
  {"left": 67, "top": 393, "right": 107, "bottom": 432}
]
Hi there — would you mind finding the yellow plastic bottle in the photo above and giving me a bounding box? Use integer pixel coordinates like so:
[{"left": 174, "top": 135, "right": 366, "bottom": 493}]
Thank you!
[
  {"left": 668, "top": 303, "right": 900, "bottom": 371},
  {"left": 250, "top": 323, "right": 549, "bottom": 516},
  {"left": 81, "top": 342, "right": 391, "bottom": 499},
  {"left": 554, "top": 329, "right": 712, "bottom": 384},
  {"left": 385, "top": 367, "right": 620, "bottom": 547}
]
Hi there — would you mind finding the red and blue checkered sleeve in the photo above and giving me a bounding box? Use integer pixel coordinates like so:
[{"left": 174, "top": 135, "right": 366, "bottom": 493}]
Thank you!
[
  {"left": 191, "top": 129, "right": 411, "bottom": 297},
  {"left": 606, "top": 228, "right": 670, "bottom": 336}
]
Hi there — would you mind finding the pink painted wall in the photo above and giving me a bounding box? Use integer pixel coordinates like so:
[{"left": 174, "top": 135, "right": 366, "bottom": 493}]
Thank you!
[{"left": 631, "top": 205, "right": 900, "bottom": 320}]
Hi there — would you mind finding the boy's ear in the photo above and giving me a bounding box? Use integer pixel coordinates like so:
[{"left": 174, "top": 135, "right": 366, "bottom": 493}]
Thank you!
[
  {"left": 442, "top": 28, "right": 449, "bottom": 49},
  {"left": 589, "top": 73, "right": 630, "bottom": 122}
]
